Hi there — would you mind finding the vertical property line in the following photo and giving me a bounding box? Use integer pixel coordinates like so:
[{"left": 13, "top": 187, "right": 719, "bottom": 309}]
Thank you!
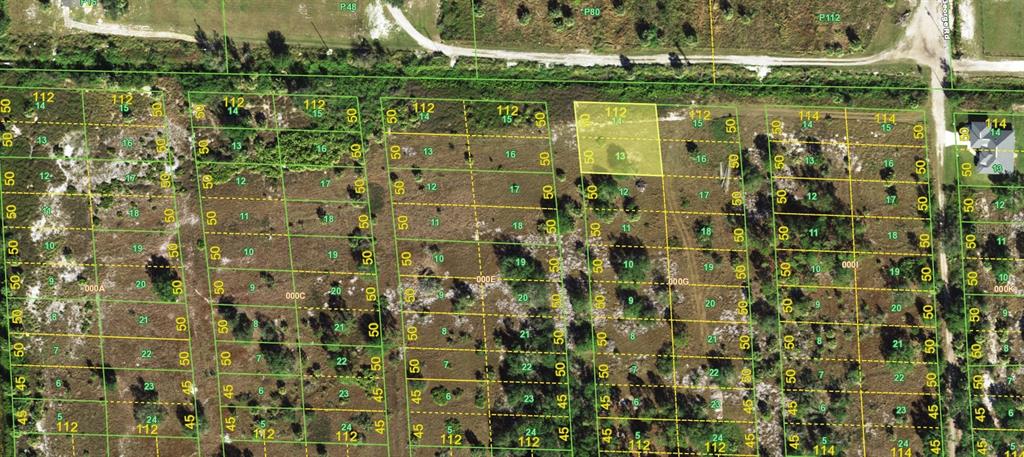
[
  {"left": 951, "top": 112, "right": 979, "bottom": 454},
  {"left": 0, "top": 106, "right": 19, "bottom": 457},
  {"left": 572, "top": 101, "right": 604, "bottom": 457},
  {"left": 79, "top": 89, "right": 113, "bottom": 457},
  {"left": 220, "top": 0, "right": 230, "bottom": 73},
  {"left": 762, "top": 107, "right": 792, "bottom": 455},
  {"left": 353, "top": 96, "right": 394, "bottom": 457},
  {"left": 376, "top": 97, "right": 418, "bottom": 457},
  {"left": 946, "top": 0, "right": 955, "bottom": 89},
  {"left": 469, "top": 0, "right": 480, "bottom": 78},
  {"left": 460, "top": 100, "right": 493, "bottom": 451},
  {"left": 842, "top": 109, "right": 870, "bottom": 456},
  {"left": 707, "top": 0, "right": 718, "bottom": 85},
  {"left": 540, "top": 101, "right": 575, "bottom": 456},
  {"left": 919, "top": 108, "right": 948, "bottom": 456},
  {"left": 269, "top": 94, "right": 311, "bottom": 454},
  {"left": 731, "top": 107, "right": 762, "bottom": 455},
  {"left": 653, "top": 105, "right": 683, "bottom": 454},
  {"left": 186, "top": 91, "right": 230, "bottom": 456},
  {"left": 156, "top": 90, "right": 204, "bottom": 456}
]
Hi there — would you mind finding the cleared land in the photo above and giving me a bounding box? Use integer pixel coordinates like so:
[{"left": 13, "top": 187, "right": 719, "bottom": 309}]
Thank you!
[
  {"left": 439, "top": 0, "right": 911, "bottom": 54},
  {"left": 1, "top": 73, "right": 994, "bottom": 457},
  {"left": 11, "top": 0, "right": 403, "bottom": 48},
  {"left": 1, "top": 88, "right": 202, "bottom": 457},
  {"left": 381, "top": 97, "right": 574, "bottom": 454},
  {"left": 978, "top": 0, "right": 1024, "bottom": 57},
  {"left": 765, "top": 107, "right": 942, "bottom": 456}
]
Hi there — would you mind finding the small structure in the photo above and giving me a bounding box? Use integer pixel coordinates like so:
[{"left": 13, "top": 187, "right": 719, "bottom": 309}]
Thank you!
[{"left": 969, "top": 119, "right": 1015, "bottom": 175}]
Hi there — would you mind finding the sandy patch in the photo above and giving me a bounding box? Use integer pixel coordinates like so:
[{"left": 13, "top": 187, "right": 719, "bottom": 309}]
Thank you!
[
  {"left": 367, "top": 1, "right": 395, "bottom": 40},
  {"left": 960, "top": 0, "right": 976, "bottom": 40}
]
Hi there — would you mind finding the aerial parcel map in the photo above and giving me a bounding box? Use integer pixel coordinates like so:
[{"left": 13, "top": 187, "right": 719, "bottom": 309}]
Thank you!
[{"left": 0, "top": 1, "right": 1023, "bottom": 456}]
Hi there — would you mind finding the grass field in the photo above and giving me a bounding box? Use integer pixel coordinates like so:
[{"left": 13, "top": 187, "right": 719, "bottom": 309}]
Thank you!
[
  {"left": 71, "top": 0, "right": 224, "bottom": 38},
  {"left": 221, "top": 0, "right": 368, "bottom": 47},
  {"left": 440, "top": 0, "right": 912, "bottom": 55},
  {"left": 10, "top": 0, "right": 415, "bottom": 49},
  {"left": 978, "top": 0, "right": 1024, "bottom": 57},
  {"left": 8, "top": 0, "right": 911, "bottom": 56}
]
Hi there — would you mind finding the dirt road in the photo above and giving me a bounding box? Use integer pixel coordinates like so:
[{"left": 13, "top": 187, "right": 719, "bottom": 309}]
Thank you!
[
  {"left": 385, "top": 4, "right": 901, "bottom": 68},
  {"left": 60, "top": 5, "right": 196, "bottom": 42}
]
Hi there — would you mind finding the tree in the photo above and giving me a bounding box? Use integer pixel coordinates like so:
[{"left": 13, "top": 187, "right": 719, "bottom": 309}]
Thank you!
[
  {"left": 100, "top": 0, "right": 129, "bottom": 19},
  {"left": 609, "top": 234, "right": 651, "bottom": 284},
  {"left": 266, "top": 31, "right": 289, "bottom": 56},
  {"left": 146, "top": 255, "right": 180, "bottom": 302},
  {"left": 516, "top": 4, "right": 531, "bottom": 25}
]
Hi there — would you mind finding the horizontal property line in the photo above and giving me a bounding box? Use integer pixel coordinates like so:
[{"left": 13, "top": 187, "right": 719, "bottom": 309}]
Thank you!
[
  {"left": 781, "top": 320, "right": 936, "bottom": 329},
  {"left": 973, "top": 393, "right": 1024, "bottom": 399},
  {"left": 394, "top": 201, "right": 553, "bottom": 211},
  {"left": 210, "top": 266, "right": 374, "bottom": 276},
  {"left": 411, "top": 410, "right": 567, "bottom": 419},
  {"left": 591, "top": 244, "right": 745, "bottom": 253},
  {"left": 14, "top": 397, "right": 193, "bottom": 407},
  {"left": 779, "top": 284, "right": 931, "bottom": 293},
  {"left": 784, "top": 387, "right": 938, "bottom": 396},
  {"left": 386, "top": 131, "right": 548, "bottom": 140},
  {"left": 211, "top": 303, "right": 378, "bottom": 313},
  {"left": 409, "top": 377, "right": 567, "bottom": 386},
  {"left": 773, "top": 175, "right": 924, "bottom": 185},
  {"left": 595, "top": 352, "right": 752, "bottom": 361},
  {"left": 599, "top": 451, "right": 754, "bottom": 457},
  {"left": 967, "top": 256, "right": 1024, "bottom": 262},
  {"left": 777, "top": 248, "right": 929, "bottom": 257},
  {"left": 7, "top": 296, "right": 181, "bottom": 305},
  {"left": 13, "top": 364, "right": 189, "bottom": 373},
  {"left": 592, "top": 279, "right": 744, "bottom": 288},
  {"left": 769, "top": 139, "right": 926, "bottom": 149},
  {"left": 786, "top": 357, "right": 936, "bottom": 365},
  {"left": 395, "top": 236, "right": 557, "bottom": 247},
  {"left": 406, "top": 346, "right": 565, "bottom": 356},
  {"left": 12, "top": 332, "right": 187, "bottom": 342},
  {"left": 594, "top": 316, "right": 748, "bottom": 326},
  {"left": 598, "top": 383, "right": 753, "bottom": 391},
  {"left": 8, "top": 120, "right": 166, "bottom": 129},
  {"left": 17, "top": 431, "right": 195, "bottom": 440},
  {"left": 662, "top": 174, "right": 742, "bottom": 180},
  {"left": 14, "top": 261, "right": 178, "bottom": 269},
  {"left": 403, "top": 274, "right": 558, "bottom": 284},
  {"left": 0, "top": 156, "right": 169, "bottom": 164},
  {"left": 218, "top": 404, "right": 384, "bottom": 414},
  {"left": 204, "top": 231, "right": 369, "bottom": 239},
  {"left": 401, "top": 310, "right": 558, "bottom": 319},
  {"left": 218, "top": 371, "right": 381, "bottom": 381},
  {"left": 213, "top": 339, "right": 384, "bottom": 349},
  {"left": 603, "top": 416, "right": 753, "bottom": 424},
  {"left": 222, "top": 438, "right": 386, "bottom": 447},
  {"left": 590, "top": 208, "right": 742, "bottom": 216},
  {"left": 201, "top": 195, "right": 366, "bottom": 204},
  {"left": 388, "top": 166, "right": 555, "bottom": 175},
  {"left": 3, "top": 225, "right": 171, "bottom": 233},
  {"left": 1, "top": 191, "right": 175, "bottom": 199},
  {"left": 970, "top": 328, "right": 1022, "bottom": 333},
  {"left": 577, "top": 136, "right": 740, "bottom": 145},
  {"left": 785, "top": 421, "right": 936, "bottom": 430},
  {"left": 191, "top": 125, "right": 361, "bottom": 134},
  {"left": 774, "top": 212, "right": 928, "bottom": 221}
]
